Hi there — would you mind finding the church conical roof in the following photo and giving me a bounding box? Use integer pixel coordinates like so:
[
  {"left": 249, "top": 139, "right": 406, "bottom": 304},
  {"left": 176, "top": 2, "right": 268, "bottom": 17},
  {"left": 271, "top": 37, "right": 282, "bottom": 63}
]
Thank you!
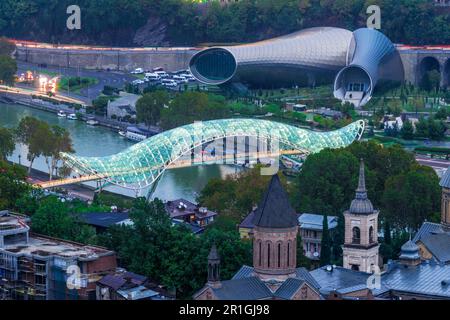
[
  {"left": 349, "top": 159, "right": 374, "bottom": 214},
  {"left": 252, "top": 175, "right": 298, "bottom": 228}
]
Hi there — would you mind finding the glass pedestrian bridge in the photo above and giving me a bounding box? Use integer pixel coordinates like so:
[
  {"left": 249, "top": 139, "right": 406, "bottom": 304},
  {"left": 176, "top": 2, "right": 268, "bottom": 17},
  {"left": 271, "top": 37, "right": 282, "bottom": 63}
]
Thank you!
[{"left": 60, "top": 119, "right": 365, "bottom": 190}]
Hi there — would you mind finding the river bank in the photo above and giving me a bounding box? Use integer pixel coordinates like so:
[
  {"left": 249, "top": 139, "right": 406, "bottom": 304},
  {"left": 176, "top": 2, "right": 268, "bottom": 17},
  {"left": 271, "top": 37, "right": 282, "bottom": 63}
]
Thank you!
[{"left": 0, "top": 90, "right": 134, "bottom": 133}]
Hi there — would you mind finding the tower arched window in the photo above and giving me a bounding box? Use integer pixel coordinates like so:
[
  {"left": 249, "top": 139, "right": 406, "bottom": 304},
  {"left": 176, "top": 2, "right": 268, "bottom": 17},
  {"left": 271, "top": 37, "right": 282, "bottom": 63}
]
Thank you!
[
  {"left": 287, "top": 241, "right": 291, "bottom": 267},
  {"left": 277, "top": 243, "right": 281, "bottom": 268},
  {"left": 267, "top": 242, "right": 271, "bottom": 268},
  {"left": 352, "top": 227, "right": 361, "bottom": 244},
  {"left": 369, "top": 226, "right": 374, "bottom": 243},
  {"left": 258, "top": 240, "right": 262, "bottom": 267}
]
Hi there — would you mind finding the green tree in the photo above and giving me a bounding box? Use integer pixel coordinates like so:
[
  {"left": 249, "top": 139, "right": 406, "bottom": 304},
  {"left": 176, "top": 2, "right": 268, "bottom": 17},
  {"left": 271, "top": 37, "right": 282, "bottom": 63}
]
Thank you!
[
  {"left": 0, "top": 37, "right": 15, "bottom": 56},
  {"left": 136, "top": 90, "right": 169, "bottom": 128},
  {"left": 198, "top": 167, "right": 287, "bottom": 222},
  {"left": 0, "top": 160, "right": 30, "bottom": 210},
  {"left": 319, "top": 213, "right": 332, "bottom": 266},
  {"left": 31, "top": 196, "right": 97, "bottom": 243},
  {"left": 0, "top": 127, "right": 14, "bottom": 160},
  {"left": 0, "top": 55, "right": 17, "bottom": 86},
  {"left": 400, "top": 119, "right": 414, "bottom": 140},
  {"left": 428, "top": 118, "right": 446, "bottom": 140},
  {"left": 160, "top": 92, "right": 231, "bottom": 130},
  {"left": 44, "top": 125, "right": 74, "bottom": 180},
  {"left": 414, "top": 117, "right": 429, "bottom": 138},
  {"left": 382, "top": 165, "right": 440, "bottom": 231},
  {"left": 92, "top": 96, "right": 111, "bottom": 116}
]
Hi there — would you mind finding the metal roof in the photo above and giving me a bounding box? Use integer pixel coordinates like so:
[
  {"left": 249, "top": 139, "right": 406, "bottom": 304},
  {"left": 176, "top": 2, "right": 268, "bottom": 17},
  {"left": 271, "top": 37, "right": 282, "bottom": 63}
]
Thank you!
[
  {"left": 76, "top": 212, "right": 129, "bottom": 228},
  {"left": 212, "top": 277, "right": 273, "bottom": 300},
  {"left": 381, "top": 262, "right": 450, "bottom": 298},
  {"left": 420, "top": 233, "right": 450, "bottom": 263},
  {"left": 252, "top": 175, "right": 298, "bottom": 228},
  {"left": 310, "top": 265, "right": 371, "bottom": 296},
  {"left": 349, "top": 159, "right": 374, "bottom": 214},
  {"left": 298, "top": 213, "right": 338, "bottom": 231},
  {"left": 440, "top": 167, "right": 450, "bottom": 188},
  {"left": 413, "top": 222, "right": 445, "bottom": 243},
  {"left": 273, "top": 278, "right": 305, "bottom": 299}
]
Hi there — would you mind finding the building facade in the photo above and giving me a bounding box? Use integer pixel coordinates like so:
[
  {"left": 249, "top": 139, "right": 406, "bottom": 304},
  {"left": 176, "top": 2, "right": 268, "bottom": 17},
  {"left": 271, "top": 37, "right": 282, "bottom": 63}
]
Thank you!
[
  {"left": 190, "top": 27, "right": 404, "bottom": 107},
  {"left": 0, "top": 211, "right": 117, "bottom": 300},
  {"left": 342, "top": 159, "right": 380, "bottom": 273},
  {"left": 194, "top": 175, "right": 321, "bottom": 300}
]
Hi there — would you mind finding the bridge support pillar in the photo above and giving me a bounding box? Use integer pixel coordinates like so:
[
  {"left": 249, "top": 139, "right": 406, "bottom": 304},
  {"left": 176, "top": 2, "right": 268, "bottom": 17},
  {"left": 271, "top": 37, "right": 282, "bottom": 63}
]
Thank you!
[
  {"left": 234, "top": 136, "right": 238, "bottom": 165},
  {"left": 146, "top": 173, "right": 163, "bottom": 201},
  {"left": 245, "top": 136, "right": 250, "bottom": 165},
  {"left": 223, "top": 137, "right": 227, "bottom": 165}
]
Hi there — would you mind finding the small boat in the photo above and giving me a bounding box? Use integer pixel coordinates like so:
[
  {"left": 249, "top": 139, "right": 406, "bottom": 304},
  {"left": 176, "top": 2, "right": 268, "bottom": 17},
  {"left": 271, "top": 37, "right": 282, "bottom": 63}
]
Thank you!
[
  {"left": 118, "top": 130, "right": 126, "bottom": 137},
  {"left": 57, "top": 110, "right": 66, "bottom": 118},
  {"left": 67, "top": 113, "right": 77, "bottom": 120}
]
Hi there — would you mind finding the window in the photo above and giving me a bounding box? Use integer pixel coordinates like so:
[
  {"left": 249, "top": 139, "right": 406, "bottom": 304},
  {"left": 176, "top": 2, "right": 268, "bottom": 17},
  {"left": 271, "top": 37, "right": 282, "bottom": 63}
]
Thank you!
[
  {"left": 258, "top": 241, "right": 262, "bottom": 267},
  {"left": 369, "top": 226, "right": 374, "bottom": 243},
  {"left": 278, "top": 243, "right": 281, "bottom": 268},
  {"left": 352, "top": 227, "right": 361, "bottom": 244},
  {"left": 287, "top": 242, "right": 291, "bottom": 267},
  {"left": 351, "top": 264, "right": 360, "bottom": 271},
  {"left": 267, "top": 243, "right": 271, "bottom": 268}
]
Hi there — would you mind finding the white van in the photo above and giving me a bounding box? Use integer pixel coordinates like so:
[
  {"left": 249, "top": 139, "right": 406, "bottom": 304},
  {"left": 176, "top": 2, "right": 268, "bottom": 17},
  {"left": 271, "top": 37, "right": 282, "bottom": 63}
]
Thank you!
[
  {"left": 131, "top": 68, "right": 144, "bottom": 74},
  {"left": 161, "top": 79, "right": 178, "bottom": 87},
  {"left": 145, "top": 73, "right": 161, "bottom": 81},
  {"left": 172, "top": 75, "right": 188, "bottom": 84},
  {"left": 154, "top": 70, "right": 169, "bottom": 78}
]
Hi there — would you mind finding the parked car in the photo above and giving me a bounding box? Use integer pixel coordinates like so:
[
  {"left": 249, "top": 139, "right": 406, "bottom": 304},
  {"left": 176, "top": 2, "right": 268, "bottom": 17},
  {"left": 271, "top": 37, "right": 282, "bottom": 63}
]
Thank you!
[
  {"left": 154, "top": 71, "right": 169, "bottom": 78},
  {"left": 145, "top": 73, "right": 162, "bottom": 82},
  {"left": 172, "top": 75, "right": 188, "bottom": 84},
  {"left": 161, "top": 79, "right": 178, "bottom": 88},
  {"left": 131, "top": 79, "right": 145, "bottom": 85},
  {"left": 131, "top": 68, "right": 144, "bottom": 74},
  {"left": 180, "top": 73, "right": 196, "bottom": 81}
]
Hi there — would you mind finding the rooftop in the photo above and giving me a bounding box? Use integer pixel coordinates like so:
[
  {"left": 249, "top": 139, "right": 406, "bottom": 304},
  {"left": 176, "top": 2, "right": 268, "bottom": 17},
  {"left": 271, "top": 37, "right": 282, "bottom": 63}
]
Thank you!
[
  {"left": 310, "top": 265, "right": 372, "bottom": 296},
  {"left": 0, "top": 211, "right": 29, "bottom": 237},
  {"left": 165, "top": 199, "right": 217, "bottom": 220},
  {"left": 207, "top": 265, "right": 320, "bottom": 300},
  {"left": 419, "top": 232, "right": 450, "bottom": 263},
  {"left": 108, "top": 92, "right": 140, "bottom": 108},
  {"left": 76, "top": 212, "right": 130, "bottom": 228},
  {"left": 440, "top": 167, "right": 450, "bottom": 189},
  {"left": 348, "top": 159, "right": 374, "bottom": 215},
  {"left": 252, "top": 175, "right": 298, "bottom": 229},
  {"left": 298, "top": 213, "right": 338, "bottom": 231},
  {"left": 382, "top": 261, "right": 450, "bottom": 299},
  {"left": 2, "top": 233, "right": 114, "bottom": 261}
]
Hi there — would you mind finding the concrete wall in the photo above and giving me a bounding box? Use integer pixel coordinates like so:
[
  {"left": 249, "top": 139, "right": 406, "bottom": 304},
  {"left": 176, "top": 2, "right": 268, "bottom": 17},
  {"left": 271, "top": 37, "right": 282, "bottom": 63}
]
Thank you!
[{"left": 16, "top": 46, "right": 198, "bottom": 72}]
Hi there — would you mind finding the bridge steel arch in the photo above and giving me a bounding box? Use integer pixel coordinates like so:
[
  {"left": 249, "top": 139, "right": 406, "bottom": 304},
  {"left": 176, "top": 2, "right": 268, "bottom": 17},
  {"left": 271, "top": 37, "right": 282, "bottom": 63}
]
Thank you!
[{"left": 61, "top": 119, "right": 365, "bottom": 190}]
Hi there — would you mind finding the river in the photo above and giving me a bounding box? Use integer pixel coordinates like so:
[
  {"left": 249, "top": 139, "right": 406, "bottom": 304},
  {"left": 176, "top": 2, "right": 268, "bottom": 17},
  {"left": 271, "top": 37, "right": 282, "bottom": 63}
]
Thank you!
[{"left": 0, "top": 103, "right": 241, "bottom": 202}]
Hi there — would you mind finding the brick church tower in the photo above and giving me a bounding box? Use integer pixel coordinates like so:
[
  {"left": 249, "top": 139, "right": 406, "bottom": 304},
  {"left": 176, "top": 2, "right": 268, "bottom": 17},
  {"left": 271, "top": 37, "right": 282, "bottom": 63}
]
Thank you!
[
  {"left": 252, "top": 175, "right": 299, "bottom": 281},
  {"left": 342, "top": 159, "right": 379, "bottom": 273}
]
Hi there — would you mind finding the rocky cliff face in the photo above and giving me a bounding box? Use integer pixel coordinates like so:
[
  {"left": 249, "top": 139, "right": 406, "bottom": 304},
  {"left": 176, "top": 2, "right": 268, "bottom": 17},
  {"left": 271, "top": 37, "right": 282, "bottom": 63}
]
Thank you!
[{"left": 133, "top": 17, "right": 170, "bottom": 47}]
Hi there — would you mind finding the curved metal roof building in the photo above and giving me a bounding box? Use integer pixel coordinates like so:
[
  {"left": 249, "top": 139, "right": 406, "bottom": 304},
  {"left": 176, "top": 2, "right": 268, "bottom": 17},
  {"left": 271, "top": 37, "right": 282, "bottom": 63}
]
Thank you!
[
  {"left": 61, "top": 119, "right": 364, "bottom": 190},
  {"left": 189, "top": 27, "right": 404, "bottom": 107}
]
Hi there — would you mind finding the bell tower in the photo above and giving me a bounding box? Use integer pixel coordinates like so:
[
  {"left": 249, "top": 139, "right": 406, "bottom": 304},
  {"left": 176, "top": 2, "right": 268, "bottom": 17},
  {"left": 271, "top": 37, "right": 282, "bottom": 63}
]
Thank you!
[
  {"left": 342, "top": 159, "right": 379, "bottom": 273},
  {"left": 207, "top": 244, "right": 221, "bottom": 288},
  {"left": 252, "top": 175, "right": 299, "bottom": 281}
]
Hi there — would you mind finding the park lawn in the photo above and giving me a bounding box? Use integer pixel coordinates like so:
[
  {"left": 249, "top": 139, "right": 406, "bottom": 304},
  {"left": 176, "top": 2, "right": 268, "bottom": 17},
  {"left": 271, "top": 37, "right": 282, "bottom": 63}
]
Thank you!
[{"left": 58, "top": 76, "right": 98, "bottom": 94}]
